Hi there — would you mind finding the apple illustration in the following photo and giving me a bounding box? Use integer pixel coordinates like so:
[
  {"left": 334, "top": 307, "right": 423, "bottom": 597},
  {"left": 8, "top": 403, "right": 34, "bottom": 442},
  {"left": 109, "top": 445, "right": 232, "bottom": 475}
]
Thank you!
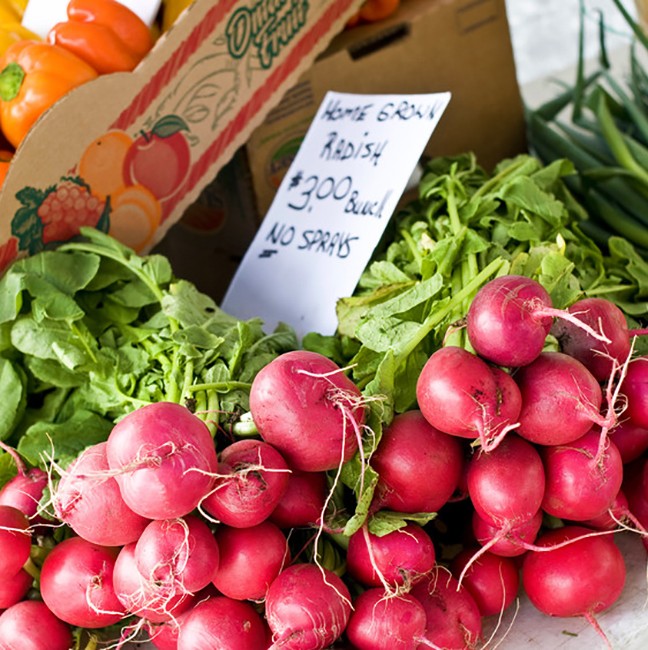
[{"left": 123, "top": 115, "right": 191, "bottom": 203}]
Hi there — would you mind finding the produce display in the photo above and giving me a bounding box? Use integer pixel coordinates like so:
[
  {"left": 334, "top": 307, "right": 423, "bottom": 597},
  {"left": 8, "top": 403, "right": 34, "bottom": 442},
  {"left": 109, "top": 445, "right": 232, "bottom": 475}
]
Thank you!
[
  {"left": 0, "top": 1, "right": 647, "bottom": 649},
  {"left": 0, "top": 148, "right": 646, "bottom": 647}
]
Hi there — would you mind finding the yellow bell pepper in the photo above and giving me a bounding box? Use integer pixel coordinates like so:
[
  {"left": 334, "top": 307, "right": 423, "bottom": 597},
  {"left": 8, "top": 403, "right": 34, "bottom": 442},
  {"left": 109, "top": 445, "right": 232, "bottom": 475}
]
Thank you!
[
  {"left": 0, "top": 0, "right": 27, "bottom": 24},
  {"left": 161, "top": 0, "right": 193, "bottom": 32},
  {"left": 0, "top": 22, "right": 39, "bottom": 58}
]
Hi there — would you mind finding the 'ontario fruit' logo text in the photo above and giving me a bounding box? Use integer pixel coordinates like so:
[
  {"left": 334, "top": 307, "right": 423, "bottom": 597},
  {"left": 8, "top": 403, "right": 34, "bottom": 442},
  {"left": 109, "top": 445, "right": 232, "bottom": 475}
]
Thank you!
[{"left": 225, "top": 0, "right": 308, "bottom": 69}]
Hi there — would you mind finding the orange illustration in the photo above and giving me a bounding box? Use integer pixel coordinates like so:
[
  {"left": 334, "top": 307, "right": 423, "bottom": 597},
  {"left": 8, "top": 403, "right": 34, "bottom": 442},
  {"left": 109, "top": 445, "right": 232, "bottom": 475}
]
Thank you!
[
  {"left": 78, "top": 130, "right": 133, "bottom": 200},
  {"left": 0, "top": 149, "right": 13, "bottom": 189},
  {"left": 108, "top": 183, "right": 161, "bottom": 252}
]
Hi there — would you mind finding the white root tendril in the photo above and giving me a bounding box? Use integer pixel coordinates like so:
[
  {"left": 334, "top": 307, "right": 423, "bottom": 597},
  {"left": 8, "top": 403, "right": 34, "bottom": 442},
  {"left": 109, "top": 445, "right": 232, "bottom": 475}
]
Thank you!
[
  {"left": 534, "top": 304, "right": 612, "bottom": 345},
  {"left": 593, "top": 337, "right": 636, "bottom": 464},
  {"left": 295, "top": 363, "right": 385, "bottom": 591}
]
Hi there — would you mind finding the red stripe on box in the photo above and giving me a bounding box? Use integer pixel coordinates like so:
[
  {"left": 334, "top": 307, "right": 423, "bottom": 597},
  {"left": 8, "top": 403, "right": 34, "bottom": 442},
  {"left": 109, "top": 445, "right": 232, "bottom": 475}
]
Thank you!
[
  {"left": 163, "top": 0, "right": 355, "bottom": 215},
  {"left": 111, "top": 0, "right": 238, "bottom": 130}
]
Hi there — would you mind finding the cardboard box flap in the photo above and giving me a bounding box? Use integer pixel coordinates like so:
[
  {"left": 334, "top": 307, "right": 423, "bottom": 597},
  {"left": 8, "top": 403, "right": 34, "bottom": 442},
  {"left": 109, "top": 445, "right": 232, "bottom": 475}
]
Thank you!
[{"left": 0, "top": 0, "right": 364, "bottom": 267}]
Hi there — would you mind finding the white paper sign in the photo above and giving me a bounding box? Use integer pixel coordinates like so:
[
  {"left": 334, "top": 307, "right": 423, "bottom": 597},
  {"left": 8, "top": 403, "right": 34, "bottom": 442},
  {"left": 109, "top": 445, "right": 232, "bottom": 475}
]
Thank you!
[
  {"left": 22, "top": 0, "right": 162, "bottom": 38},
  {"left": 222, "top": 91, "right": 451, "bottom": 339}
]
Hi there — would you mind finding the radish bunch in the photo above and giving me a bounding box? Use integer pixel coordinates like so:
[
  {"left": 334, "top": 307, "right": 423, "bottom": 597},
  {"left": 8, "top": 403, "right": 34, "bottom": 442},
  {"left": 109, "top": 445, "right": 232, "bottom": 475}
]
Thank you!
[
  {"left": 0, "top": 354, "right": 369, "bottom": 648},
  {"left": 411, "top": 275, "right": 648, "bottom": 645},
  {"left": 1, "top": 276, "right": 647, "bottom": 649}
]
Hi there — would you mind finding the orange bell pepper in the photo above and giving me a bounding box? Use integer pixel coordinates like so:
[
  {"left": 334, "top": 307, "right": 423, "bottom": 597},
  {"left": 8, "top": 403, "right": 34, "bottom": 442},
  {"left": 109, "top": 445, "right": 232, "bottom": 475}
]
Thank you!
[
  {"left": 347, "top": 0, "right": 401, "bottom": 27},
  {"left": 48, "top": 0, "right": 154, "bottom": 75},
  {"left": 0, "top": 40, "right": 98, "bottom": 149},
  {"left": 359, "top": 0, "right": 400, "bottom": 22},
  {"left": 0, "top": 148, "right": 12, "bottom": 189}
]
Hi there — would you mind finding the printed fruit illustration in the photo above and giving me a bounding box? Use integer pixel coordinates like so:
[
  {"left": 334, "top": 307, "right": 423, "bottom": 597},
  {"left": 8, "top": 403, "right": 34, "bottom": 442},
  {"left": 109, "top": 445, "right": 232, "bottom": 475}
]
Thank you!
[
  {"left": 78, "top": 130, "right": 133, "bottom": 200},
  {"left": 10, "top": 176, "right": 109, "bottom": 254},
  {"left": 0, "top": 236, "right": 17, "bottom": 273},
  {"left": 123, "top": 115, "right": 190, "bottom": 204},
  {"left": 38, "top": 179, "right": 106, "bottom": 244},
  {"left": 108, "top": 184, "right": 161, "bottom": 252}
]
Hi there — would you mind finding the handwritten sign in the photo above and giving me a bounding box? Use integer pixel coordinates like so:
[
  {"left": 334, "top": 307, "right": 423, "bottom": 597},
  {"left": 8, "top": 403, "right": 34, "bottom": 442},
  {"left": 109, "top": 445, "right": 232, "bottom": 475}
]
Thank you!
[{"left": 222, "top": 91, "right": 451, "bottom": 339}]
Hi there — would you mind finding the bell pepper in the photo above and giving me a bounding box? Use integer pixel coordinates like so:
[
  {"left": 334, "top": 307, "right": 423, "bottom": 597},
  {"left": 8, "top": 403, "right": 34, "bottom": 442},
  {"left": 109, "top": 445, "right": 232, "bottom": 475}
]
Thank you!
[
  {"left": 346, "top": 0, "right": 401, "bottom": 27},
  {"left": 0, "top": 40, "right": 98, "bottom": 149},
  {"left": 0, "top": 0, "right": 27, "bottom": 25},
  {"left": 0, "top": 22, "right": 39, "bottom": 58},
  {"left": 47, "top": 0, "right": 154, "bottom": 75},
  {"left": 162, "top": 0, "right": 194, "bottom": 32},
  {"left": 0, "top": 148, "right": 12, "bottom": 189}
]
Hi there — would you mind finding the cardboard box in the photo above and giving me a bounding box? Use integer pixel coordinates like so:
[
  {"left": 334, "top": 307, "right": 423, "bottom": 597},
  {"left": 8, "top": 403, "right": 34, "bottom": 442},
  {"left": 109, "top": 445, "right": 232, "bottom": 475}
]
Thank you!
[
  {"left": 247, "top": 0, "right": 527, "bottom": 217},
  {"left": 0, "top": 0, "right": 364, "bottom": 271}
]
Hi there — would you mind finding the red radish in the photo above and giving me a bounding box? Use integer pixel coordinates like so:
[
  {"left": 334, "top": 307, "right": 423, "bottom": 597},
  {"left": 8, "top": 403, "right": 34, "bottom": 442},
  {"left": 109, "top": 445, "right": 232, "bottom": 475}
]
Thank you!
[
  {"left": 0, "top": 505, "right": 31, "bottom": 579},
  {"left": 450, "top": 548, "right": 520, "bottom": 616},
  {"left": 270, "top": 469, "right": 328, "bottom": 529},
  {"left": 265, "top": 563, "right": 352, "bottom": 650},
  {"left": 53, "top": 441, "right": 150, "bottom": 546},
  {"left": 552, "top": 297, "right": 631, "bottom": 381},
  {"left": 135, "top": 514, "right": 219, "bottom": 594},
  {"left": 346, "top": 523, "right": 435, "bottom": 590},
  {"left": 106, "top": 401, "right": 218, "bottom": 520},
  {"left": 40, "top": 536, "right": 125, "bottom": 628},
  {"left": 620, "top": 356, "right": 648, "bottom": 428},
  {"left": 370, "top": 410, "right": 464, "bottom": 513},
  {"left": 472, "top": 509, "right": 542, "bottom": 557},
  {"left": 416, "top": 346, "right": 522, "bottom": 451},
  {"left": 541, "top": 428, "right": 623, "bottom": 521},
  {"left": 113, "top": 542, "right": 194, "bottom": 623},
  {"left": 147, "top": 614, "right": 189, "bottom": 650},
  {"left": 0, "top": 600, "right": 72, "bottom": 650},
  {"left": 249, "top": 350, "right": 366, "bottom": 472},
  {"left": 610, "top": 418, "right": 648, "bottom": 463},
  {"left": 0, "top": 466, "right": 47, "bottom": 522},
  {"left": 212, "top": 520, "right": 289, "bottom": 601},
  {"left": 521, "top": 525, "right": 625, "bottom": 636},
  {"left": 466, "top": 434, "right": 545, "bottom": 527},
  {"left": 466, "top": 274, "right": 609, "bottom": 368},
  {"left": 147, "top": 621, "right": 182, "bottom": 650},
  {"left": 466, "top": 275, "right": 553, "bottom": 367},
  {"left": 411, "top": 565, "right": 483, "bottom": 650},
  {"left": 578, "top": 489, "right": 646, "bottom": 532},
  {"left": 345, "top": 588, "right": 429, "bottom": 650},
  {"left": 177, "top": 596, "right": 267, "bottom": 650},
  {"left": 202, "top": 439, "right": 289, "bottom": 528},
  {"left": 515, "top": 351, "right": 605, "bottom": 446},
  {"left": 0, "top": 567, "right": 31, "bottom": 609},
  {"left": 623, "top": 459, "right": 648, "bottom": 551}
]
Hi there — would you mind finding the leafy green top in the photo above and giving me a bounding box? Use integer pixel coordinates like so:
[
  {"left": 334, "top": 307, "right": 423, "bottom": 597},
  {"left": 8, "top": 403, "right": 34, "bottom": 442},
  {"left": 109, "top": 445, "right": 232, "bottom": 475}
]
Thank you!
[{"left": 0, "top": 228, "right": 297, "bottom": 476}]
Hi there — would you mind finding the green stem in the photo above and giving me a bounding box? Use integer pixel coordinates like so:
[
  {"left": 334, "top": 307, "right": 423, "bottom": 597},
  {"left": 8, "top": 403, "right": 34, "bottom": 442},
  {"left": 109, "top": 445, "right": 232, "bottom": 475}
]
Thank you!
[
  {"left": 446, "top": 175, "right": 478, "bottom": 350},
  {"left": 393, "top": 257, "right": 507, "bottom": 367},
  {"left": 82, "top": 636, "right": 98, "bottom": 650},
  {"left": 187, "top": 381, "right": 252, "bottom": 393},
  {"left": 596, "top": 90, "right": 648, "bottom": 187},
  {"left": 470, "top": 155, "right": 527, "bottom": 200},
  {"left": 180, "top": 358, "right": 195, "bottom": 402},
  {"left": 399, "top": 227, "right": 423, "bottom": 270},
  {"left": 23, "top": 557, "right": 40, "bottom": 581},
  {"left": 69, "top": 322, "right": 98, "bottom": 364},
  {"left": 232, "top": 411, "right": 258, "bottom": 437},
  {"left": 111, "top": 384, "right": 153, "bottom": 410},
  {"left": 166, "top": 348, "right": 182, "bottom": 404}
]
